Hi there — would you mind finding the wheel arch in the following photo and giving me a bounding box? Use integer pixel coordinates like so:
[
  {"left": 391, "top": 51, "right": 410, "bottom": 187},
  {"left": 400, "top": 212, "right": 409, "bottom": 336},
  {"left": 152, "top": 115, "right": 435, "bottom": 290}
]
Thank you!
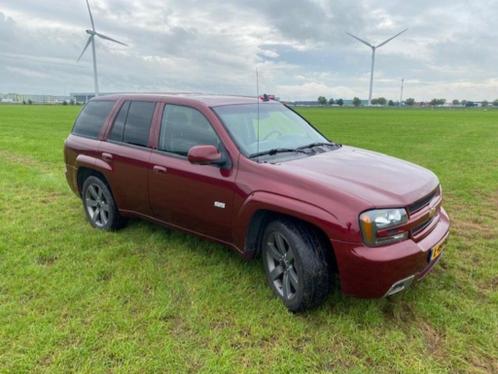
[
  {"left": 77, "top": 167, "right": 112, "bottom": 197},
  {"left": 237, "top": 192, "right": 340, "bottom": 272},
  {"left": 244, "top": 209, "right": 338, "bottom": 274}
]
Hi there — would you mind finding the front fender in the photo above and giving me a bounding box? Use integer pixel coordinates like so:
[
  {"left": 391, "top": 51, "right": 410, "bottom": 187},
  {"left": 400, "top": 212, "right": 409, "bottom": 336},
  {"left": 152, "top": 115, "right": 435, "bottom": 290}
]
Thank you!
[{"left": 233, "top": 191, "right": 350, "bottom": 255}]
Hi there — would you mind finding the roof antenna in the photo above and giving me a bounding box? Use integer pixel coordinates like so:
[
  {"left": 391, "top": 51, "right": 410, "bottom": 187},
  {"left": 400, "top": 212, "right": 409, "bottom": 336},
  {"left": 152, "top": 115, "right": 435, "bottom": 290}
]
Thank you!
[{"left": 256, "top": 69, "right": 260, "bottom": 161}]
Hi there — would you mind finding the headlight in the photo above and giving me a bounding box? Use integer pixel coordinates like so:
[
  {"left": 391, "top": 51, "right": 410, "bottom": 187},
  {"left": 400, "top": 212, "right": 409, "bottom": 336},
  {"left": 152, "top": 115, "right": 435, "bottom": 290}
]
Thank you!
[{"left": 359, "top": 208, "right": 408, "bottom": 246}]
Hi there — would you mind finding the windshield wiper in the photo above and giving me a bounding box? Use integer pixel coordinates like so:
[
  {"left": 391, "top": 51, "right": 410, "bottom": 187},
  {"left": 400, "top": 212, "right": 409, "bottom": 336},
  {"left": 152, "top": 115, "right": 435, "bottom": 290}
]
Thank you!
[
  {"left": 296, "top": 142, "right": 341, "bottom": 150},
  {"left": 249, "top": 148, "right": 308, "bottom": 159}
]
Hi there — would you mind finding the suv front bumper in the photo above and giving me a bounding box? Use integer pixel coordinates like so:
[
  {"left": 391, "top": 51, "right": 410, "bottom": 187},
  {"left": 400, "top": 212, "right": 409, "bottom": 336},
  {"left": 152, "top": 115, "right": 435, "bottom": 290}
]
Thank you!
[{"left": 332, "top": 207, "right": 450, "bottom": 298}]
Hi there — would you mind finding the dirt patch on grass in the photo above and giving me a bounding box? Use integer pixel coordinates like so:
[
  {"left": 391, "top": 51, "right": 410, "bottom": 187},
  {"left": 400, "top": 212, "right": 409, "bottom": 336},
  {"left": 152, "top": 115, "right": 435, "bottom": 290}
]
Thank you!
[
  {"left": 0, "top": 149, "right": 52, "bottom": 172},
  {"left": 450, "top": 191, "right": 498, "bottom": 242},
  {"left": 36, "top": 253, "right": 58, "bottom": 266},
  {"left": 419, "top": 321, "right": 447, "bottom": 361},
  {"left": 39, "top": 191, "right": 67, "bottom": 204}
]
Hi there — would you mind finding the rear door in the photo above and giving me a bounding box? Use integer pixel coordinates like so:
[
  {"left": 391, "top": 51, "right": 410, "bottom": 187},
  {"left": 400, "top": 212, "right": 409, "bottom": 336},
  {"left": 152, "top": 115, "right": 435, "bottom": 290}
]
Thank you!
[
  {"left": 148, "top": 104, "right": 236, "bottom": 242},
  {"left": 101, "top": 100, "right": 158, "bottom": 215}
]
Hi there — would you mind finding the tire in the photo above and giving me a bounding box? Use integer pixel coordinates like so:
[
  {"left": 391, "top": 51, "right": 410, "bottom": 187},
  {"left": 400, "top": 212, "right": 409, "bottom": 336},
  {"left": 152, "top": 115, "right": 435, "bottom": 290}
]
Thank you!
[
  {"left": 81, "top": 175, "right": 126, "bottom": 231},
  {"left": 262, "top": 219, "right": 331, "bottom": 312}
]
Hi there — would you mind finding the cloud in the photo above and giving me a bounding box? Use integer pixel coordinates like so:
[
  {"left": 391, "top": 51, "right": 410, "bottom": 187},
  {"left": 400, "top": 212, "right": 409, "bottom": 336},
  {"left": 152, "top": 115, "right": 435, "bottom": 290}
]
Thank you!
[{"left": 0, "top": 0, "right": 497, "bottom": 100}]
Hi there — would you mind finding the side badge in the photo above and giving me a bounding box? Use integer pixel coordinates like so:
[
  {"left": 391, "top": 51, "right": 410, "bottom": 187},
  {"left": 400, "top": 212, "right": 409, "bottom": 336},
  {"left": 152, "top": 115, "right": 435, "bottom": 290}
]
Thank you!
[{"left": 214, "top": 201, "right": 226, "bottom": 209}]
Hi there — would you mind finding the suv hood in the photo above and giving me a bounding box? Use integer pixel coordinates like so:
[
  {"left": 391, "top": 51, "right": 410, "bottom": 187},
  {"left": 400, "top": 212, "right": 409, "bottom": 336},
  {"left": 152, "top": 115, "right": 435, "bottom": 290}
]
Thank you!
[{"left": 281, "top": 146, "right": 439, "bottom": 208}]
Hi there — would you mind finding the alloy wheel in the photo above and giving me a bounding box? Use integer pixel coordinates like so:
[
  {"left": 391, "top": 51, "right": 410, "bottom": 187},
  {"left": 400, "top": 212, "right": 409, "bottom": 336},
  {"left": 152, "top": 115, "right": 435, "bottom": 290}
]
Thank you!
[
  {"left": 85, "top": 183, "right": 110, "bottom": 228},
  {"left": 265, "top": 232, "right": 299, "bottom": 300}
]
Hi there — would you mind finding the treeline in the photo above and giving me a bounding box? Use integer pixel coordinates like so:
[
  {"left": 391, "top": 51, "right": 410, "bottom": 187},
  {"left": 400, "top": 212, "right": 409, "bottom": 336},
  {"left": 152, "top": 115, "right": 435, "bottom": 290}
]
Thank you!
[{"left": 316, "top": 96, "right": 498, "bottom": 107}]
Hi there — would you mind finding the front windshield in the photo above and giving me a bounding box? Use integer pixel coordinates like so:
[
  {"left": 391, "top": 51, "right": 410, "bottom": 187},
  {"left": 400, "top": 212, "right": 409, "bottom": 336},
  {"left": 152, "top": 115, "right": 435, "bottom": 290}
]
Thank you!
[{"left": 213, "top": 103, "right": 329, "bottom": 157}]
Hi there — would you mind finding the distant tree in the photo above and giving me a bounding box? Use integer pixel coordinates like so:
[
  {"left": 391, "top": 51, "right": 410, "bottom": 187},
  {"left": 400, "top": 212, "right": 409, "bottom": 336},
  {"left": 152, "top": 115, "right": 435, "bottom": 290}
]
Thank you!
[
  {"left": 371, "top": 98, "right": 378, "bottom": 105},
  {"left": 328, "top": 98, "right": 335, "bottom": 105},
  {"left": 377, "top": 97, "right": 387, "bottom": 106},
  {"left": 405, "top": 98, "right": 415, "bottom": 106},
  {"left": 452, "top": 99, "right": 460, "bottom": 105},
  {"left": 22, "top": 100, "right": 26, "bottom": 105},
  {"left": 465, "top": 101, "right": 475, "bottom": 107},
  {"left": 336, "top": 98, "right": 344, "bottom": 106},
  {"left": 493, "top": 99, "right": 498, "bottom": 107},
  {"left": 461, "top": 100, "right": 467, "bottom": 107},
  {"left": 28, "top": 99, "right": 33, "bottom": 105},
  {"left": 318, "top": 96, "right": 327, "bottom": 105},
  {"left": 430, "top": 98, "right": 446, "bottom": 106},
  {"left": 352, "top": 97, "right": 361, "bottom": 107},
  {"left": 388, "top": 100, "right": 395, "bottom": 106},
  {"left": 70, "top": 99, "right": 75, "bottom": 105},
  {"left": 482, "top": 100, "right": 489, "bottom": 107},
  {"left": 62, "top": 100, "right": 68, "bottom": 106}
]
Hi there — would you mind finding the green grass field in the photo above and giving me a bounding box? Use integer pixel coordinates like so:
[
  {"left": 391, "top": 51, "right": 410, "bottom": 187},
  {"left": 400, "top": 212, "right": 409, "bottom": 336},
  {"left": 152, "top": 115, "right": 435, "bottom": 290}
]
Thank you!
[{"left": 0, "top": 105, "right": 497, "bottom": 373}]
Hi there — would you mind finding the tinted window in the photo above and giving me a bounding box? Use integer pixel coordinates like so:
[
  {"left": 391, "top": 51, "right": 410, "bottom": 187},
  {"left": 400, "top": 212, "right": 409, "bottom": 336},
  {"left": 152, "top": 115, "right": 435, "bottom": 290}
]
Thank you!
[
  {"left": 159, "top": 105, "right": 220, "bottom": 155},
  {"left": 115, "top": 101, "right": 156, "bottom": 147},
  {"left": 72, "top": 100, "right": 115, "bottom": 138},
  {"left": 109, "top": 101, "right": 130, "bottom": 142}
]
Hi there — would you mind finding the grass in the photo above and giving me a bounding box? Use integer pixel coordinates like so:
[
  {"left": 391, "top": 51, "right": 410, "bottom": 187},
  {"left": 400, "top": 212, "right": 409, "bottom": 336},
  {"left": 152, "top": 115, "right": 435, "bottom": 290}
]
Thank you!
[{"left": 0, "top": 105, "right": 497, "bottom": 373}]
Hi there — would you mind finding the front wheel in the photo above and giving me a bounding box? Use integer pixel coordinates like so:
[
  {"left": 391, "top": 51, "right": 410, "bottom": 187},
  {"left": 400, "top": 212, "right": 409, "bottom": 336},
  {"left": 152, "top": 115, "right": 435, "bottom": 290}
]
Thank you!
[{"left": 262, "top": 219, "right": 330, "bottom": 312}]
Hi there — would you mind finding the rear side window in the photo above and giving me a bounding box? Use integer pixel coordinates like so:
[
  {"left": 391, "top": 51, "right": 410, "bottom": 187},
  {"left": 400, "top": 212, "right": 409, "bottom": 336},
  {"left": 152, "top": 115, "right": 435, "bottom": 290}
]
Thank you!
[
  {"left": 72, "top": 100, "right": 115, "bottom": 138},
  {"left": 159, "top": 104, "right": 220, "bottom": 156},
  {"left": 109, "top": 101, "right": 130, "bottom": 142},
  {"left": 108, "top": 101, "right": 156, "bottom": 147}
]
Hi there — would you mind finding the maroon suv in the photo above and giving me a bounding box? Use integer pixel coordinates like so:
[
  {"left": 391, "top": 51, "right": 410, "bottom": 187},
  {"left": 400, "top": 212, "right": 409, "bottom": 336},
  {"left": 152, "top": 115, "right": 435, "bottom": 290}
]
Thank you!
[{"left": 64, "top": 94, "right": 450, "bottom": 312}]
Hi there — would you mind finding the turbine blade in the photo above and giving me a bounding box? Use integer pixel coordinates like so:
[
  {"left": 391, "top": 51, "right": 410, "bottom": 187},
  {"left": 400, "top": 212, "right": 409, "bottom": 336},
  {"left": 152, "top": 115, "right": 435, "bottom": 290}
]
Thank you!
[
  {"left": 376, "top": 28, "right": 408, "bottom": 48},
  {"left": 346, "top": 32, "right": 374, "bottom": 48},
  {"left": 95, "top": 32, "right": 127, "bottom": 46},
  {"left": 85, "top": 0, "right": 95, "bottom": 31},
  {"left": 77, "top": 36, "right": 93, "bottom": 62}
]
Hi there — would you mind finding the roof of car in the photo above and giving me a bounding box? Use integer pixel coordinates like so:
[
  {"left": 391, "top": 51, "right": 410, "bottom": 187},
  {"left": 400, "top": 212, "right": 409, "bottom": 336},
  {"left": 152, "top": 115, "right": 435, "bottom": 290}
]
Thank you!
[{"left": 93, "top": 93, "right": 280, "bottom": 107}]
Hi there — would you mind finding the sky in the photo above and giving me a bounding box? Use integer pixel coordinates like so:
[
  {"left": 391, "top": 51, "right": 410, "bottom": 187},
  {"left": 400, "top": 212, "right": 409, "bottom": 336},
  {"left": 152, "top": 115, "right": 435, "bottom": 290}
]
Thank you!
[{"left": 1, "top": 0, "right": 497, "bottom": 101}]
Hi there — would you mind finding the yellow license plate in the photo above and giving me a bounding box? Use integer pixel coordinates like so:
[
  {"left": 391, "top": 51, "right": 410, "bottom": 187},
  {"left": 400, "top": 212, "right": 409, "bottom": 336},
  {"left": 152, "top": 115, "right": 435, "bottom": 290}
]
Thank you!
[{"left": 431, "top": 241, "right": 445, "bottom": 261}]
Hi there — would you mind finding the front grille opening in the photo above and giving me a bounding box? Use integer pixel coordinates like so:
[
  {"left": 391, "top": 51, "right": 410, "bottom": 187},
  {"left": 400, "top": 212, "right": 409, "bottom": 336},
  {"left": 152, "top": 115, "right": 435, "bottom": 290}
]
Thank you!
[
  {"left": 412, "top": 216, "right": 434, "bottom": 236},
  {"left": 408, "top": 187, "right": 440, "bottom": 215}
]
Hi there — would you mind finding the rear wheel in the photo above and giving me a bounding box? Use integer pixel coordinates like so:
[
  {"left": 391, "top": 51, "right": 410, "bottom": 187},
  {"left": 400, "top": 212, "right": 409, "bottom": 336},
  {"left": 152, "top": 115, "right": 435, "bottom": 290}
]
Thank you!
[
  {"left": 262, "top": 219, "right": 330, "bottom": 312},
  {"left": 82, "top": 176, "right": 126, "bottom": 230}
]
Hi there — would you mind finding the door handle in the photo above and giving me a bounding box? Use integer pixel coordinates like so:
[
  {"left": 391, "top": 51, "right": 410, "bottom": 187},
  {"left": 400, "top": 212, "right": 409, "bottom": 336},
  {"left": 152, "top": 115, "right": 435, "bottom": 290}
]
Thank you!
[
  {"left": 102, "top": 152, "right": 113, "bottom": 162},
  {"left": 153, "top": 165, "right": 167, "bottom": 174}
]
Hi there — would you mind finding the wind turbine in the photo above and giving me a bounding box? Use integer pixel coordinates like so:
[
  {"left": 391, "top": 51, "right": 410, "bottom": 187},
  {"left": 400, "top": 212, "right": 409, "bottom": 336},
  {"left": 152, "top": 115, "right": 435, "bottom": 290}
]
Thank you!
[
  {"left": 77, "top": 0, "right": 127, "bottom": 96},
  {"left": 346, "top": 29, "right": 407, "bottom": 106}
]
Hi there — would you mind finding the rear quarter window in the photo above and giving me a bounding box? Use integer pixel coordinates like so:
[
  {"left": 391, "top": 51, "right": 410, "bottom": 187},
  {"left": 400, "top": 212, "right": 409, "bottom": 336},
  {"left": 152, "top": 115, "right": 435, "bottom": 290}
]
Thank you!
[{"left": 72, "top": 100, "right": 116, "bottom": 138}]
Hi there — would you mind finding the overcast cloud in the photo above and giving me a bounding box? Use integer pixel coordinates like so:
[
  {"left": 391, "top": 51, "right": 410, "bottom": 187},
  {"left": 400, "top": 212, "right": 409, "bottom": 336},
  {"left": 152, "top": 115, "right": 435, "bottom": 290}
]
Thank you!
[{"left": 0, "top": 0, "right": 497, "bottom": 100}]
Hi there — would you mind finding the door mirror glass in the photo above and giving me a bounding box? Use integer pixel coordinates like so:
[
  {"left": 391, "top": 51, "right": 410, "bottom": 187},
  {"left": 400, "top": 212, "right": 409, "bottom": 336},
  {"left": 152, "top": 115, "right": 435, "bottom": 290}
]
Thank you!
[{"left": 187, "top": 145, "right": 224, "bottom": 166}]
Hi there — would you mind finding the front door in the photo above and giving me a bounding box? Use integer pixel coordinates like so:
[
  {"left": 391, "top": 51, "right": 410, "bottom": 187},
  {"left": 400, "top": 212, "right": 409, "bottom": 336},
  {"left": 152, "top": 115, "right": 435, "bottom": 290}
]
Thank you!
[{"left": 148, "top": 104, "right": 236, "bottom": 242}]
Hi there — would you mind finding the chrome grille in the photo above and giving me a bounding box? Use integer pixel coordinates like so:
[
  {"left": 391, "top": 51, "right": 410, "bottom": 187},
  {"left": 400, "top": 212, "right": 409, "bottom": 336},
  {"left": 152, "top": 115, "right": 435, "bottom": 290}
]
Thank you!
[
  {"left": 412, "top": 216, "right": 434, "bottom": 236},
  {"left": 408, "top": 187, "right": 439, "bottom": 214}
]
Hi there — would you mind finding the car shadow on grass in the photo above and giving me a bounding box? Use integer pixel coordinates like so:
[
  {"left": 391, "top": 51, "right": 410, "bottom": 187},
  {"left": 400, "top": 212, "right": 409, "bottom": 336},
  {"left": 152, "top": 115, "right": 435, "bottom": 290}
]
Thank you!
[{"left": 107, "top": 217, "right": 434, "bottom": 327}]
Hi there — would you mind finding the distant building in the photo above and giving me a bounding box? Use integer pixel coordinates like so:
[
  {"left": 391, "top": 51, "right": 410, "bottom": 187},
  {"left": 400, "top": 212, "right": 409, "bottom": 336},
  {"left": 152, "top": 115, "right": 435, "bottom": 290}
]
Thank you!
[
  {"left": 70, "top": 92, "right": 117, "bottom": 104},
  {"left": 71, "top": 92, "right": 96, "bottom": 104},
  {"left": 0, "top": 93, "right": 71, "bottom": 104}
]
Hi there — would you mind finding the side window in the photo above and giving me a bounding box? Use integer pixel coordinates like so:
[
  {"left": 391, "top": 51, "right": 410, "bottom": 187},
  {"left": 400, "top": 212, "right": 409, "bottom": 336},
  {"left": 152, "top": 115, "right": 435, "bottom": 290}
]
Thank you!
[
  {"left": 72, "top": 100, "right": 115, "bottom": 138},
  {"left": 159, "top": 105, "right": 220, "bottom": 156},
  {"left": 108, "top": 101, "right": 155, "bottom": 147},
  {"left": 109, "top": 101, "right": 130, "bottom": 142}
]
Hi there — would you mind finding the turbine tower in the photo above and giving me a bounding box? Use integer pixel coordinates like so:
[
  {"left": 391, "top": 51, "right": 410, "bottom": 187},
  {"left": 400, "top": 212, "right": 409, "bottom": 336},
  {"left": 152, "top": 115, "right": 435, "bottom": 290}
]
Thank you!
[
  {"left": 399, "top": 78, "right": 405, "bottom": 106},
  {"left": 77, "top": 0, "right": 127, "bottom": 96},
  {"left": 346, "top": 29, "right": 407, "bottom": 106}
]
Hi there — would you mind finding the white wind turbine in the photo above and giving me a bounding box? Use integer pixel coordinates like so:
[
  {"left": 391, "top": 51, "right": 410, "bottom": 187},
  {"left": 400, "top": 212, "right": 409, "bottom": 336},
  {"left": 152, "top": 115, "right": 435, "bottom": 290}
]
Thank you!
[
  {"left": 346, "top": 29, "right": 407, "bottom": 106},
  {"left": 77, "top": 0, "right": 127, "bottom": 96}
]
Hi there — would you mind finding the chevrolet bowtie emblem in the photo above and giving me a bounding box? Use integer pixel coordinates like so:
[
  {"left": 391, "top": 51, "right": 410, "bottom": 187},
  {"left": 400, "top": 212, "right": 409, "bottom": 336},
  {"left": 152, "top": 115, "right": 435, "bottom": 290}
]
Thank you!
[{"left": 429, "top": 207, "right": 436, "bottom": 218}]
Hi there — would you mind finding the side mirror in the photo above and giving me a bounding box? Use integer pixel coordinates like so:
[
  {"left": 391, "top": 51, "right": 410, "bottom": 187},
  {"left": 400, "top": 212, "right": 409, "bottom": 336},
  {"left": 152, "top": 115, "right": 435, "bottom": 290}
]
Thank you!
[{"left": 187, "top": 145, "right": 225, "bottom": 166}]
